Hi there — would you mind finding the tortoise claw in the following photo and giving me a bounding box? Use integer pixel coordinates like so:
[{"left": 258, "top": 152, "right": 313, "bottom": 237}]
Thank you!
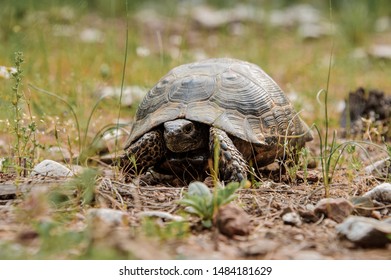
[{"left": 210, "top": 127, "right": 248, "bottom": 182}]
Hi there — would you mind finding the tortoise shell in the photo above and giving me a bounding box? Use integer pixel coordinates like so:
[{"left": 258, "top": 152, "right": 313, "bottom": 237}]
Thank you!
[{"left": 125, "top": 58, "right": 312, "bottom": 151}]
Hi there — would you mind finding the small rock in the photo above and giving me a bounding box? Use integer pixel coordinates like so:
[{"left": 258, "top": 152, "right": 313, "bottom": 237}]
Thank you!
[
  {"left": 241, "top": 240, "right": 278, "bottom": 257},
  {"left": 314, "top": 198, "right": 354, "bottom": 223},
  {"left": 349, "top": 196, "right": 374, "bottom": 217},
  {"left": 280, "top": 206, "right": 295, "bottom": 216},
  {"left": 216, "top": 204, "right": 251, "bottom": 238},
  {"left": 336, "top": 216, "right": 391, "bottom": 247},
  {"left": 380, "top": 207, "right": 389, "bottom": 216},
  {"left": 292, "top": 250, "right": 326, "bottom": 260},
  {"left": 363, "top": 183, "right": 391, "bottom": 204},
  {"left": 87, "top": 208, "right": 129, "bottom": 227},
  {"left": 136, "top": 46, "right": 151, "bottom": 57},
  {"left": 137, "top": 211, "right": 184, "bottom": 222},
  {"left": 323, "top": 218, "right": 338, "bottom": 228},
  {"left": 384, "top": 217, "right": 391, "bottom": 225},
  {"left": 298, "top": 206, "right": 319, "bottom": 223},
  {"left": 369, "top": 44, "right": 391, "bottom": 60},
  {"left": 191, "top": 4, "right": 263, "bottom": 29},
  {"left": 191, "top": 6, "right": 231, "bottom": 29},
  {"left": 375, "top": 16, "right": 391, "bottom": 32},
  {"left": 351, "top": 48, "right": 368, "bottom": 59},
  {"left": 282, "top": 212, "right": 302, "bottom": 226},
  {"left": 96, "top": 85, "right": 147, "bottom": 107},
  {"left": 30, "top": 159, "right": 74, "bottom": 178},
  {"left": 364, "top": 157, "right": 391, "bottom": 177},
  {"left": 79, "top": 28, "right": 104, "bottom": 43},
  {"left": 297, "top": 22, "right": 330, "bottom": 40},
  {"left": 306, "top": 204, "right": 315, "bottom": 211},
  {"left": 296, "top": 170, "right": 319, "bottom": 182},
  {"left": 269, "top": 4, "right": 322, "bottom": 28}
]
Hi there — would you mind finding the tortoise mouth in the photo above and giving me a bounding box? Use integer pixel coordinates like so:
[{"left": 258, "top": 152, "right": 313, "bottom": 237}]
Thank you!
[{"left": 165, "top": 138, "right": 201, "bottom": 153}]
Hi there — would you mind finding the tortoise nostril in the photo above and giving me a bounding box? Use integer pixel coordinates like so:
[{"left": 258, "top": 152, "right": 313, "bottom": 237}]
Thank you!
[{"left": 166, "top": 131, "right": 174, "bottom": 137}]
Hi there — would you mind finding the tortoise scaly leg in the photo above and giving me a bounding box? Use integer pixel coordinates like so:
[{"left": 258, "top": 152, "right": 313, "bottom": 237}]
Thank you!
[
  {"left": 209, "top": 127, "right": 248, "bottom": 182},
  {"left": 121, "top": 130, "right": 165, "bottom": 176}
]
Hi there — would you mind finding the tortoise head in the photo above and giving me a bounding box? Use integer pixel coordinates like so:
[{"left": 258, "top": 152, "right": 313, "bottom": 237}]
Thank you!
[{"left": 163, "top": 119, "right": 208, "bottom": 153}]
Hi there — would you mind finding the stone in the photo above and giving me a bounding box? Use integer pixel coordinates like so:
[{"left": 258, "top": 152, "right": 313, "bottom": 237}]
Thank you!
[
  {"left": 369, "top": 44, "right": 391, "bottom": 60},
  {"left": 349, "top": 196, "right": 374, "bottom": 217},
  {"left": 385, "top": 217, "right": 391, "bottom": 225},
  {"left": 314, "top": 198, "right": 354, "bottom": 223},
  {"left": 79, "top": 28, "right": 104, "bottom": 43},
  {"left": 30, "top": 159, "right": 74, "bottom": 178},
  {"left": 96, "top": 85, "right": 147, "bottom": 107},
  {"left": 375, "top": 16, "right": 391, "bottom": 32},
  {"left": 216, "top": 204, "right": 251, "bottom": 237},
  {"left": 298, "top": 205, "right": 319, "bottom": 223},
  {"left": 87, "top": 208, "right": 129, "bottom": 227},
  {"left": 191, "top": 4, "right": 263, "bottom": 29},
  {"left": 364, "top": 157, "right": 391, "bottom": 177},
  {"left": 292, "top": 250, "right": 326, "bottom": 260},
  {"left": 363, "top": 183, "right": 391, "bottom": 204},
  {"left": 336, "top": 216, "right": 391, "bottom": 247},
  {"left": 137, "top": 211, "right": 184, "bottom": 222},
  {"left": 282, "top": 212, "right": 302, "bottom": 226},
  {"left": 241, "top": 240, "right": 278, "bottom": 257},
  {"left": 297, "top": 22, "right": 330, "bottom": 40},
  {"left": 269, "top": 4, "right": 322, "bottom": 28}
]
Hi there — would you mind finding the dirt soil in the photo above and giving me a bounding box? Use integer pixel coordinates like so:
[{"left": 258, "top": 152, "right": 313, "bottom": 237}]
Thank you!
[
  {"left": 1, "top": 140, "right": 390, "bottom": 260},
  {"left": 114, "top": 157, "right": 391, "bottom": 260}
]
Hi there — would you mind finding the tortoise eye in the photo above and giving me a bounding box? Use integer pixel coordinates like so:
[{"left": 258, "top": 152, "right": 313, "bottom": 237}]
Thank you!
[{"left": 183, "top": 123, "right": 194, "bottom": 134}]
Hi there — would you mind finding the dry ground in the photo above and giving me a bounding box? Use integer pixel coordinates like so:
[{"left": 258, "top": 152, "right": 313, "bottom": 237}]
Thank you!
[{"left": 1, "top": 138, "right": 390, "bottom": 260}]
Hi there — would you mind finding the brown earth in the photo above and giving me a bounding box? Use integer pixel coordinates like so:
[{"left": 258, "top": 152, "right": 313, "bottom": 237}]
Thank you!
[{"left": 1, "top": 140, "right": 390, "bottom": 260}]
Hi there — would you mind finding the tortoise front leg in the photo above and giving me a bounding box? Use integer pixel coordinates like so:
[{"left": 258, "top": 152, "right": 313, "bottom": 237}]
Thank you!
[
  {"left": 209, "top": 127, "right": 248, "bottom": 182},
  {"left": 121, "top": 130, "right": 165, "bottom": 176}
]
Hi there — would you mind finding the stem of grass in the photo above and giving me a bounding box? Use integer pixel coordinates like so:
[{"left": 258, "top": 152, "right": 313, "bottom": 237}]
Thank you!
[
  {"left": 28, "top": 84, "right": 81, "bottom": 164},
  {"left": 114, "top": 0, "right": 130, "bottom": 159}
]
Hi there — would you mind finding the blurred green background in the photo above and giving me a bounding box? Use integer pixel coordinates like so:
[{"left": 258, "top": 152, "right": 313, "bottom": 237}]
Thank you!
[
  {"left": 0, "top": 0, "right": 391, "bottom": 260},
  {"left": 1, "top": 0, "right": 391, "bottom": 156}
]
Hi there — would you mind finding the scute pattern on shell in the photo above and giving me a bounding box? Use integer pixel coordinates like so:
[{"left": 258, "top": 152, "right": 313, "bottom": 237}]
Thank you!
[{"left": 125, "top": 58, "right": 311, "bottom": 149}]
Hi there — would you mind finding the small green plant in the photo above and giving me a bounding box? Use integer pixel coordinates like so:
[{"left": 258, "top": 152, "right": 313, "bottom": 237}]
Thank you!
[
  {"left": 314, "top": 1, "right": 341, "bottom": 197},
  {"left": 345, "top": 144, "right": 364, "bottom": 181},
  {"left": 48, "top": 168, "right": 99, "bottom": 210},
  {"left": 142, "top": 218, "right": 189, "bottom": 241},
  {"left": 278, "top": 142, "right": 309, "bottom": 182},
  {"left": 66, "top": 168, "right": 99, "bottom": 206},
  {"left": 282, "top": 145, "right": 311, "bottom": 184},
  {"left": 313, "top": 1, "right": 388, "bottom": 195},
  {"left": 10, "top": 51, "right": 41, "bottom": 176},
  {"left": 298, "top": 147, "right": 311, "bottom": 182},
  {"left": 178, "top": 181, "right": 242, "bottom": 228},
  {"left": 384, "top": 142, "right": 391, "bottom": 182}
]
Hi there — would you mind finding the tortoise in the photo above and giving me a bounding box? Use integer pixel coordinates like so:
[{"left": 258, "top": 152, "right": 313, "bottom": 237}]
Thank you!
[{"left": 120, "top": 58, "right": 313, "bottom": 182}]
